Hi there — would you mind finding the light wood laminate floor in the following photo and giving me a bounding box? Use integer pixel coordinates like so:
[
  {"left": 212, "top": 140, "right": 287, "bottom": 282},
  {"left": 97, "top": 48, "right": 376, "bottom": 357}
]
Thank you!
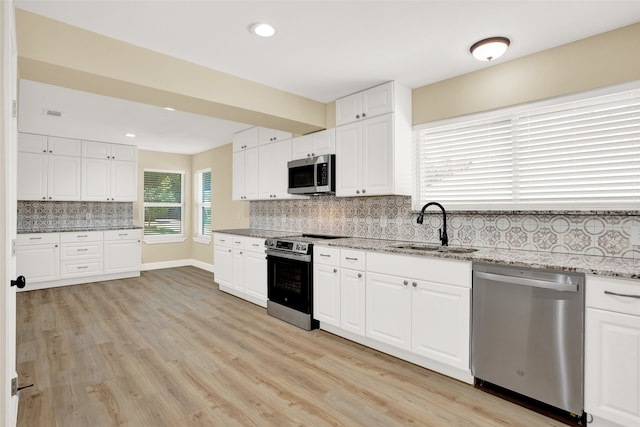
[{"left": 16, "top": 266, "right": 565, "bottom": 426}]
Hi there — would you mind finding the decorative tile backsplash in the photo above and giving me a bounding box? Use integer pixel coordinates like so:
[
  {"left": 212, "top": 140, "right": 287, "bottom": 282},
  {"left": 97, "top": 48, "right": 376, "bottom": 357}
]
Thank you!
[
  {"left": 17, "top": 201, "right": 134, "bottom": 232},
  {"left": 250, "top": 196, "right": 640, "bottom": 260}
]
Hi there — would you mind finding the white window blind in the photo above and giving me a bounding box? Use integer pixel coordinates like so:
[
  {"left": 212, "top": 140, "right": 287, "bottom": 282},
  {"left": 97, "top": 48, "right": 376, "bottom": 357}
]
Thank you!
[
  {"left": 144, "top": 170, "right": 184, "bottom": 236},
  {"left": 195, "top": 169, "right": 211, "bottom": 238},
  {"left": 414, "top": 87, "right": 640, "bottom": 211}
]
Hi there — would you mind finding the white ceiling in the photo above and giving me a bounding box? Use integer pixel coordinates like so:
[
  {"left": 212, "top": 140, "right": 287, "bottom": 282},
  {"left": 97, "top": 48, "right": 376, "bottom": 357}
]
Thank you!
[{"left": 14, "top": 0, "right": 640, "bottom": 154}]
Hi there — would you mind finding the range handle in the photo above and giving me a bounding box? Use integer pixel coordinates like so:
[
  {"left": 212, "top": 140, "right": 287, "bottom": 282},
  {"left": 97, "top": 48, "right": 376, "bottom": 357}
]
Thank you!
[{"left": 474, "top": 271, "right": 578, "bottom": 292}]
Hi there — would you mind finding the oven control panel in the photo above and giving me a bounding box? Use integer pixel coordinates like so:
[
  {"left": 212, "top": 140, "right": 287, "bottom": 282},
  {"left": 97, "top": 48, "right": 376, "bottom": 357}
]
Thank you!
[{"left": 265, "top": 238, "right": 311, "bottom": 255}]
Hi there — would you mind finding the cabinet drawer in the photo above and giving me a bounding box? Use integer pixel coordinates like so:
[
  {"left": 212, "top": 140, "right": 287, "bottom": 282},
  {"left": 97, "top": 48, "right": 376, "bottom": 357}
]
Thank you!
[
  {"left": 18, "top": 133, "right": 47, "bottom": 153},
  {"left": 587, "top": 275, "right": 640, "bottom": 316},
  {"left": 245, "top": 237, "right": 266, "bottom": 253},
  {"left": 231, "top": 236, "right": 245, "bottom": 248},
  {"left": 367, "top": 252, "right": 471, "bottom": 287},
  {"left": 60, "top": 230, "right": 103, "bottom": 243},
  {"left": 16, "top": 233, "right": 59, "bottom": 246},
  {"left": 60, "top": 242, "right": 103, "bottom": 260},
  {"left": 213, "top": 233, "right": 233, "bottom": 247},
  {"left": 104, "top": 229, "right": 141, "bottom": 241},
  {"left": 341, "top": 249, "right": 365, "bottom": 270},
  {"left": 314, "top": 246, "right": 340, "bottom": 266},
  {"left": 60, "top": 259, "right": 103, "bottom": 278}
]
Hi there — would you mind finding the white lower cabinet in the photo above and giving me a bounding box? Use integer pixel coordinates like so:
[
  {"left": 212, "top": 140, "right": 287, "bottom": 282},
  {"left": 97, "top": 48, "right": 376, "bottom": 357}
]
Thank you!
[
  {"left": 104, "top": 230, "right": 141, "bottom": 274},
  {"left": 16, "top": 229, "right": 140, "bottom": 291},
  {"left": 214, "top": 233, "right": 267, "bottom": 307},
  {"left": 314, "top": 263, "right": 341, "bottom": 326},
  {"left": 340, "top": 267, "right": 366, "bottom": 336},
  {"left": 15, "top": 233, "right": 60, "bottom": 284},
  {"left": 586, "top": 275, "right": 640, "bottom": 426},
  {"left": 366, "top": 271, "right": 412, "bottom": 350}
]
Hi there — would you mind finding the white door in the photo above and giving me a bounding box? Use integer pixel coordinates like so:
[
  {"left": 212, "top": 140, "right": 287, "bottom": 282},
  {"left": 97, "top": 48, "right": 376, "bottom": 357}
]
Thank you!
[
  {"left": 361, "top": 82, "right": 394, "bottom": 118},
  {"left": 411, "top": 281, "right": 470, "bottom": 370},
  {"left": 48, "top": 155, "right": 81, "bottom": 200},
  {"left": 273, "top": 138, "right": 294, "bottom": 198},
  {"left": 365, "top": 272, "right": 412, "bottom": 350},
  {"left": 340, "top": 268, "right": 366, "bottom": 336},
  {"left": 243, "top": 147, "right": 260, "bottom": 200},
  {"left": 2, "top": 1, "right": 19, "bottom": 425},
  {"left": 335, "top": 122, "right": 363, "bottom": 197},
  {"left": 362, "top": 114, "right": 394, "bottom": 196},
  {"left": 258, "top": 142, "right": 275, "bottom": 199},
  {"left": 244, "top": 250, "right": 267, "bottom": 303},
  {"left": 335, "top": 92, "right": 362, "bottom": 126},
  {"left": 104, "top": 240, "right": 140, "bottom": 274},
  {"left": 16, "top": 152, "right": 47, "bottom": 200},
  {"left": 213, "top": 246, "right": 233, "bottom": 287},
  {"left": 232, "top": 249, "right": 245, "bottom": 291},
  {"left": 82, "top": 158, "right": 110, "bottom": 201},
  {"left": 232, "top": 151, "right": 245, "bottom": 200},
  {"left": 313, "top": 263, "right": 341, "bottom": 327},
  {"left": 110, "top": 160, "right": 137, "bottom": 201}
]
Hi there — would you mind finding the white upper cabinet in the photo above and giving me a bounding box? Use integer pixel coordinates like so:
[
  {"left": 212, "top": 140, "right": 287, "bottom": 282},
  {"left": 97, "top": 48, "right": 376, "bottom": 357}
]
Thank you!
[
  {"left": 232, "top": 127, "right": 260, "bottom": 152},
  {"left": 336, "top": 81, "right": 394, "bottom": 126},
  {"left": 81, "top": 140, "right": 137, "bottom": 202},
  {"left": 82, "top": 140, "right": 137, "bottom": 161},
  {"left": 258, "top": 127, "right": 292, "bottom": 145},
  {"left": 291, "top": 128, "right": 336, "bottom": 160},
  {"left": 17, "top": 133, "right": 82, "bottom": 201},
  {"left": 232, "top": 146, "right": 259, "bottom": 201},
  {"left": 335, "top": 82, "right": 412, "bottom": 198}
]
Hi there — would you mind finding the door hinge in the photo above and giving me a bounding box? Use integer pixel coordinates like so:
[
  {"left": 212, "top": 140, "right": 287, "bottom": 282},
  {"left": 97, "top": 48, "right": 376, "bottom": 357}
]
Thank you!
[
  {"left": 11, "top": 377, "right": 17, "bottom": 396},
  {"left": 12, "top": 100, "right": 17, "bottom": 118},
  {"left": 12, "top": 239, "right": 16, "bottom": 257}
]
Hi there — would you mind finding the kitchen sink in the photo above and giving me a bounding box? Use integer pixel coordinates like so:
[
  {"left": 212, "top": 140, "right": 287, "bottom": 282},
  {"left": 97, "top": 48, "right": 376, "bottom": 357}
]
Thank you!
[{"left": 391, "top": 244, "right": 477, "bottom": 254}]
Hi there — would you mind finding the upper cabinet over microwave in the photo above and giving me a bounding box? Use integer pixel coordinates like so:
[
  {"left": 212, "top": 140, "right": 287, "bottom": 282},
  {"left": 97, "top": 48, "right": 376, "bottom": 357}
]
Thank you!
[{"left": 336, "top": 82, "right": 396, "bottom": 127}]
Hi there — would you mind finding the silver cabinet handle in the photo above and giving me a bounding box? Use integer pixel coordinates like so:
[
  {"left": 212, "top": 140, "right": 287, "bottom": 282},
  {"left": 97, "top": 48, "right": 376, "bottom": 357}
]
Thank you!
[
  {"left": 403, "top": 280, "right": 408, "bottom": 286},
  {"left": 77, "top": 248, "right": 88, "bottom": 252},
  {"left": 77, "top": 266, "right": 88, "bottom": 269},
  {"left": 77, "top": 235, "right": 88, "bottom": 238},
  {"left": 29, "top": 237, "right": 42, "bottom": 240},
  {"left": 605, "top": 290, "right": 640, "bottom": 300},
  {"left": 118, "top": 233, "right": 128, "bottom": 236},
  {"left": 357, "top": 273, "right": 362, "bottom": 278},
  {"left": 345, "top": 257, "right": 358, "bottom": 261},
  {"left": 319, "top": 253, "right": 331, "bottom": 257},
  {"left": 252, "top": 243, "right": 260, "bottom": 247}
]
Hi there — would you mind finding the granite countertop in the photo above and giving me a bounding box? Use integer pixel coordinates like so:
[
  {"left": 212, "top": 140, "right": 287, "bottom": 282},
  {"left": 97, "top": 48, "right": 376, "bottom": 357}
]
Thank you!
[
  {"left": 215, "top": 228, "right": 640, "bottom": 281},
  {"left": 18, "top": 225, "right": 143, "bottom": 234}
]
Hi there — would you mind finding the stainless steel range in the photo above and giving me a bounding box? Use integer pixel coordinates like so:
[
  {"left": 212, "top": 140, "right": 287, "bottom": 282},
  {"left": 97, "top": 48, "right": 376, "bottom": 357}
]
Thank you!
[{"left": 265, "top": 234, "right": 341, "bottom": 330}]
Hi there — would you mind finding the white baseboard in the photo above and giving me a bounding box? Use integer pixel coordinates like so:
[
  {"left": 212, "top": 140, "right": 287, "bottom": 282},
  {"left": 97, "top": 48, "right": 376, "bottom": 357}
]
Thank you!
[{"left": 141, "top": 259, "right": 214, "bottom": 273}]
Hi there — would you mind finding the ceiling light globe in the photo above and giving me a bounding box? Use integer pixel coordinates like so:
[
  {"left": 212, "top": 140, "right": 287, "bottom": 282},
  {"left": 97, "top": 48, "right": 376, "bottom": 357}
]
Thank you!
[
  {"left": 470, "top": 37, "right": 510, "bottom": 62},
  {"left": 251, "top": 23, "right": 276, "bottom": 38}
]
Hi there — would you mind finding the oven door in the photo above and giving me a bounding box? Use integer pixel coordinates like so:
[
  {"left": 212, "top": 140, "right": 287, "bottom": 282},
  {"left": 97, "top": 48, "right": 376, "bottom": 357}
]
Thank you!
[{"left": 267, "top": 252, "right": 312, "bottom": 314}]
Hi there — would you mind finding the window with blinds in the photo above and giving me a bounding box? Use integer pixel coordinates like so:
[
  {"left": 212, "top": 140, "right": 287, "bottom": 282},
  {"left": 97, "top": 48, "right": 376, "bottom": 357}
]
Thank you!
[
  {"left": 143, "top": 170, "right": 184, "bottom": 237},
  {"left": 195, "top": 169, "right": 211, "bottom": 239},
  {"left": 413, "top": 86, "right": 640, "bottom": 211}
]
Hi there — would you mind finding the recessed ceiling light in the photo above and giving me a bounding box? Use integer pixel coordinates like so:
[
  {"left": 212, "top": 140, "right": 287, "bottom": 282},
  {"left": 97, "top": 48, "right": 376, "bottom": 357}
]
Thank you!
[
  {"left": 250, "top": 22, "right": 276, "bottom": 38},
  {"left": 125, "top": 133, "right": 136, "bottom": 138},
  {"left": 470, "top": 37, "right": 511, "bottom": 62},
  {"left": 164, "top": 107, "right": 176, "bottom": 111}
]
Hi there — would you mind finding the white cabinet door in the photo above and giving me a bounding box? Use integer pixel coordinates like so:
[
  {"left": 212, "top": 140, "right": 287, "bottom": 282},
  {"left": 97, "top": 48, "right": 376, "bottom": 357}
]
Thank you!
[
  {"left": 313, "top": 263, "right": 341, "bottom": 327},
  {"left": 335, "top": 121, "right": 363, "bottom": 197},
  {"left": 244, "top": 147, "right": 260, "bottom": 200},
  {"left": 82, "top": 158, "right": 111, "bottom": 201},
  {"left": 340, "top": 268, "right": 366, "bottom": 336},
  {"left": 233, "top": 127, "right": 260, "bottom": 152},
  {"left": 585, "top": 308, "right": 640, "bottom": 426},
  {"left": 111, "top": 144, "right": 137, "bottom": 161},
  {"left": 18, "top": 132, "right": 47, "bottom": 153},
  {"left": 366, "top": 271, "right": 412, "bottom": 351},
  {"left": 232, "top": 150, "right": 245, "bottom": 200},
  {"left": 82, "top": 140, "right": 111, "bottom": 159},
  {"left": 16, "top": 243, "right": 60, "bottom": 284},
  {"left": 48, "top": 136, "right": 82, "bottom": 156},
  {"left": 258, "top": 142, "right": 276, "bottom": 199},
  {"left": 361, "top": 82, "right": 394, "bottom": 119},
  {"left": 232, "top": 248, "right": 246, "bottom": 291},
  {"left": 411, "top": 280, "right": 470, "bottom": 370},
  {"left": 258, "top": 127, "right": 292, "bottom": 145},
  {"left": 214, "top": 246, "right": 233, "bottom": 287},
  {"left": 291, "top": 129, "right": 335, "bottom": 159},
  {"left": 336, "top": 92, "right": 363, "bottom": 126},
  {"left": 48, "top": 155, "right": 81, "bottom": 200},
  {"left": 104, "top": 239, "right": 140, "bottom": 274},
  {"left": 244, "top": 250, "right": 267, "bottom": 302},
  {"left": 17, "top": 152, "right": 47, "bottom": 200},
  {"left": 362, "top": 114, "right": 394, "bottom": 196},
  {"left": 111, "top": 160, "right": 137, "bottom": 201},
  {"left": 273, "top": 138, "right": 294, "bottom": 198}
]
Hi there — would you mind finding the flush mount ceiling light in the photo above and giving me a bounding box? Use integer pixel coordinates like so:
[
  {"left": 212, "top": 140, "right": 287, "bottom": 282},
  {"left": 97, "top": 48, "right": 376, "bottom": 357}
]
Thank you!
[
  {"left": 163, "top": 107, "right": 176, "bottom": 111},
  {"left": 470, "top": 37, "right": 510, "bottom": 62},
  {"left": 125, "top": 133, "right": 136, "bottom": 138},
  {"left": 250, "top": 22, "right": 276, "bottom": 38}
]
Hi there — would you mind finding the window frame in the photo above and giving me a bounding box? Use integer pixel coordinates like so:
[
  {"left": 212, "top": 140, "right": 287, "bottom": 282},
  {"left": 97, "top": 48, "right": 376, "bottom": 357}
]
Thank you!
[
  {"left": 412, "top": 80, "right": 640, "bottom": 212},
  {"left": 143, "top": 168, "right": 186, "bottom": 244},
  {"left": 194, "top": 168, "right": 212, "bottom": 244}
]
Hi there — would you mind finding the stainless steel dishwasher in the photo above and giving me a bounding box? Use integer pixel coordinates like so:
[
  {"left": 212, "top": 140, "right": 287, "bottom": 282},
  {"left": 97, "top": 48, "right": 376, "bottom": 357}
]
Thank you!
[{"left": 472, "top": 263, "right": 585, "bottom": 417}]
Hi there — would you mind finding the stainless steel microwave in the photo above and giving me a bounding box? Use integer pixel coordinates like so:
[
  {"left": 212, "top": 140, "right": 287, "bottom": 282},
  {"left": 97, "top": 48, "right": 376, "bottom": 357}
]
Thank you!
[{"left": 287, "top": 154, "right": 335, "bottom": 195}]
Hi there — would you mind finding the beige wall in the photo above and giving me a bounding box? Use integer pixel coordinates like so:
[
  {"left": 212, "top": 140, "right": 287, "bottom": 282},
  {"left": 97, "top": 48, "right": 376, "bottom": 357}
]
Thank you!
[
  {"left": 191, "top": 144, "right": 250, "bottom": 266},
  {"left": 412, "top": 21, "right": 640, "bottom": 125},
  {"left": 136, "top": 150, "right": 193, "bottom": 265}
]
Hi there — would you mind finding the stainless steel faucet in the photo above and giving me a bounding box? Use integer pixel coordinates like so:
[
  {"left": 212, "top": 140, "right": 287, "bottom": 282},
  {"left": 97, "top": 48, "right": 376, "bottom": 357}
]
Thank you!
[{"left": 416, "top": 202, "right": 448, "bottom": 246}]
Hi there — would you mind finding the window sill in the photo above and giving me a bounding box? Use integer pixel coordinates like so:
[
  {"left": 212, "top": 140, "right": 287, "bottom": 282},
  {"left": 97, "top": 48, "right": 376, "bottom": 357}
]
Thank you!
[
  {"left": 193, "top": 236, "right": 211, "bottom": 245},
  {"left": 143, "top": 235, "right": 187, "bottom": 244}
]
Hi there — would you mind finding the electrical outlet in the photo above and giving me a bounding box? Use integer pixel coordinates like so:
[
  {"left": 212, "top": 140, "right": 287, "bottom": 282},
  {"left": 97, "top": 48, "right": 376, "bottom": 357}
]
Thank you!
[
  {"left": 85, "top": 212, "right": 92, "bottom": 220},
  {"left": 631, "top": 225, "right": 640, "bottom": 246}
]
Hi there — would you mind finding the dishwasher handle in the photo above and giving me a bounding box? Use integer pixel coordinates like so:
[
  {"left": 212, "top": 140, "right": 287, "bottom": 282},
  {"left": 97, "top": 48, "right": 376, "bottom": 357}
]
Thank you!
[{"left": 474, "top": 271, "right": 578, "bottom": 292}]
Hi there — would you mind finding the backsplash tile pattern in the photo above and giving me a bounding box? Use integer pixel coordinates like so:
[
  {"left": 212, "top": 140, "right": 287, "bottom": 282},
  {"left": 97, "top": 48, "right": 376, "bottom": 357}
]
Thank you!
[
  {"left": 250, "top": 196, "right": 640, "bottom": 260},
  {"left": 17, "top": 201, "right": 134, "bottom": 232}
]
